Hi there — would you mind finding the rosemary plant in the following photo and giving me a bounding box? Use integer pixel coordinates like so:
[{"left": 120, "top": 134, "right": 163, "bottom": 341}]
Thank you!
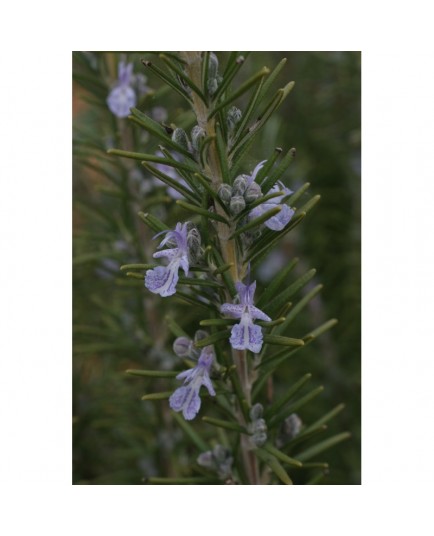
[{"left": 74, "top": 51, "right": 350, "bottom": 485}]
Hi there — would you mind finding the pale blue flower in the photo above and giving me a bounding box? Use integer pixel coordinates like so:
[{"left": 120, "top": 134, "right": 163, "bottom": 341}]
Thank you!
[
  {"left": 169, "top": 345, "right": 216, "bottom": 420},
  {"left": 220, "top": 281, "right": 271, "bottom": 353},
  {"left": 249, "top": 181, "right": 295, "bottom": 231},
  {"left": 144, "top": 222, "right": 189, "bottom": 297},
  {"left": 246, "top": 160, "right": 295, "bottom": 231},
  {"left": 107, "top": 61, "right": 137, "bottom": 118}
]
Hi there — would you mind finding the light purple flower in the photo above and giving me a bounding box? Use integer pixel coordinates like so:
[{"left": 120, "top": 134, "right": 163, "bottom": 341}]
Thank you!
[
  {"left": 249, "top": 181, "right": 295, "bottom": 231},
  {"left": 246, "top": 160, "right": 295, "bottom": 231},
  {"left": 169, "top": 345, "right": 216, "bottom": 420},
  {"left": 220, "top": 281, "right": 271, "bottom": 353},
  {"left": 107, "top": 61, "right": 137, "bottom": 118},
  {"left": 144, "top": 222, "right": 189, "bottom": 297}
]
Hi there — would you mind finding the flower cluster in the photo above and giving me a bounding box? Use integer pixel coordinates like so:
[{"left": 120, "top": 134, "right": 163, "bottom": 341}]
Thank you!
[
  {"left": 221, "top": 280, "right": 271, "bottom": 353},
  {"left": 248, "top": 403, "right": 268, "bottom": 447},
  {"left": 169, "top": 345, "right": 216, "bottom": 420},
  {"left": 197, "top": 444, "right": 233, "bottom": 479}
]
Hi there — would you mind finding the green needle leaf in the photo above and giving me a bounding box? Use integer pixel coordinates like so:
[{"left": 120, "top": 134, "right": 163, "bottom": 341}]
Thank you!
[
  {"left": 301, "top": 404, "right": 346, "bottom": 436},
  {"left": 159, "top": 53, "right": 206, "bottom": 102},
  {"left": 176, "top": 200, "right": 229, "bottom": 224},
  {"left": 264, "top": 373, "right": 312, "bottom": 418},
  {"left": 294, "top": 433, "right": 351, "bottom": 462},
  {"left": 269, "top": 386, "right": 325, "bottom": 428},
  {"left": 210, "top": 66, "right": 270, "bottom": 118},
  {"left": 137, "top": 211, "right": 169, "bottom": 233},
  {"left": 141, "top": 391, "right": 172, "bottom": 401},
  {"left": 128, "top": 107, "right": 193, "bottom": 159},
  {"left": 262, "top": 444, "right": 303, "bottom": 467},
  {"left": 202, "top": 416, "right": 248, "bottom": 434},
  {"left": 141, "top": 59, "right": 192, "bottom": 102},
  {"left": 256, "top": 257, "right": 299, "bottom": 307},
  {"left": 126, "top": 369, "right": 179, "bottom": 378},
  {"left": 142, "top": 163, "right": 199, "bottom": 204},
  {"left": 262, "top": 335, "right": 305, "bottom": 347},
  {"left": 255, "top": 449, "right": 293, "bottom": 485},
  {"left": 260, "top": 147, "right": 296, "bottom": 194},
  {"left": 172, "top": 411, "right": 209, "bottom": 451},
  {"left": 194, "top": 330, "right": 230, "bottom": 348},
  {"left": 120, "top": 263, "right": 155, "bottom": 271}
]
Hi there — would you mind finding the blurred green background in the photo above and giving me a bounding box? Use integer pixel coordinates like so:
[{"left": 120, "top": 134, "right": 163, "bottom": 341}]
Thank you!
[{"left": 73, "top": 51, "right": 360, "bottom": 484}]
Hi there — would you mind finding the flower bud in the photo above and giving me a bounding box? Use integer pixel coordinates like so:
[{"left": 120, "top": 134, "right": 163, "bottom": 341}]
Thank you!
[
  {"left": 218, "top": 184, "right": 233, "bottom": 204},
  {"left": 187, "top": 226, "right": 202, "bottom": 262},
  {"left": 251, "top": 431, "right": 267, "bottom": 447},
  {"left": 250, "top": 403, "right": 264, "bottom": 420},
  {"left": 230, "top": 195, "right": 246, "bottom": 215},
  {"left": 233, "top": 175, "right": 249, "bottom": 196},
  {"left": 194, "top": 329, "right": 209, "bottom": 344},
  {"left": 283, "top": 413, "right": 302, "bottom": 440},
  {"left": 208, "top": 53, "right": 219, "bottom": 81},
  {"left": 191, "top": 125, "right": 206, "bottom": 151},
  {"left": 173, "top": 336, "right": 193, "bottom": 357},
  {"left": 227, "top": 106, "right": 242, "bottom": 131},
  {"left": 244, "top": 182, "right": 263, "bottom": 203},
  {"left": 171, "top": 127, "right": 190, "bottom": 152},
  {"left": 197, "top": 451, "right": 214, "bottom": 469}
]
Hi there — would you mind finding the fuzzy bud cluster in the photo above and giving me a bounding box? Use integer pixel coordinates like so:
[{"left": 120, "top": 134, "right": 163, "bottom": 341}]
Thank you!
[
  {"left": 197, "top": 444, "right": 233, "bottom": 479},
  {"left": 218, "top": 177, "right": 263, "bottom": 216}
]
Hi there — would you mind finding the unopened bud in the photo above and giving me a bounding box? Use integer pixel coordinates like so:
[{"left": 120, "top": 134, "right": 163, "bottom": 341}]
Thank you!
[
  {"left": 251, "top": 431, "right": 267, "bottom": 447},
  {"left": 218, "top": 184, "right": 233, "bottom": 204},
  {"left": 197, "top": 451, "right": 214, "bottom": 469},
  {"left": 233, "top": 175, "right": 249, "bottom": 196},
  {"left": 191, "top": 125, "right": 206, "bottom": 151},
  {"left": 194, "top": 330, "right": 209, "bottom": 344},
  {"left": 250, "top": 403, "right": 264, "bottom": 420},
  {"left": 173, "top": 336, "right": 193, "bottom": 357},
  {"left": 208, "top": 53, "right": 219, "bottom": 80},
  {"left": 187, "top": 227, "right": 202, "bottom": 262},
  {"left": 283, "top": 413, "right": 302, "bottom": 440},
  {"left": 227, "top": 106, "right": 242, "bottom": 131},
  {"left": 230, "top": 195, "right": 246, "bottom": 215},
  {"left": 244, "top": 182, "right": 263, "bottom": 203},
  {"left": 171, "top": 128, "right": 190, "bottom": 151}
]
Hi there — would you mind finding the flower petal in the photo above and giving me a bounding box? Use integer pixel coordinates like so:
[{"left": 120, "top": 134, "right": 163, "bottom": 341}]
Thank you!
[
  {"left": 169, "top": 385, "right": 201, "bottom": 420},
  {"left": 153, "top": 248, "right": 179, "bottom": 261},
  {"left": 107, "top": 85, "right": 136, "bottom": 118},
  {"left": 264, "top": 204, "right": 294, "bottom": 231},
  {"left": 144, "top": 263, "right": 179, "bottom": 297},
  {"left": 249, "top": 305, "right": 271, "bottom": 322},
  {"left": 220, "top": 303, "right": 244, "bottom": 318},
  {"left": 201, "top": 372, "right": 216, "bottom": 397},
  {"left": 230, "top": 318, "right": 264, "bottom": 353}
]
